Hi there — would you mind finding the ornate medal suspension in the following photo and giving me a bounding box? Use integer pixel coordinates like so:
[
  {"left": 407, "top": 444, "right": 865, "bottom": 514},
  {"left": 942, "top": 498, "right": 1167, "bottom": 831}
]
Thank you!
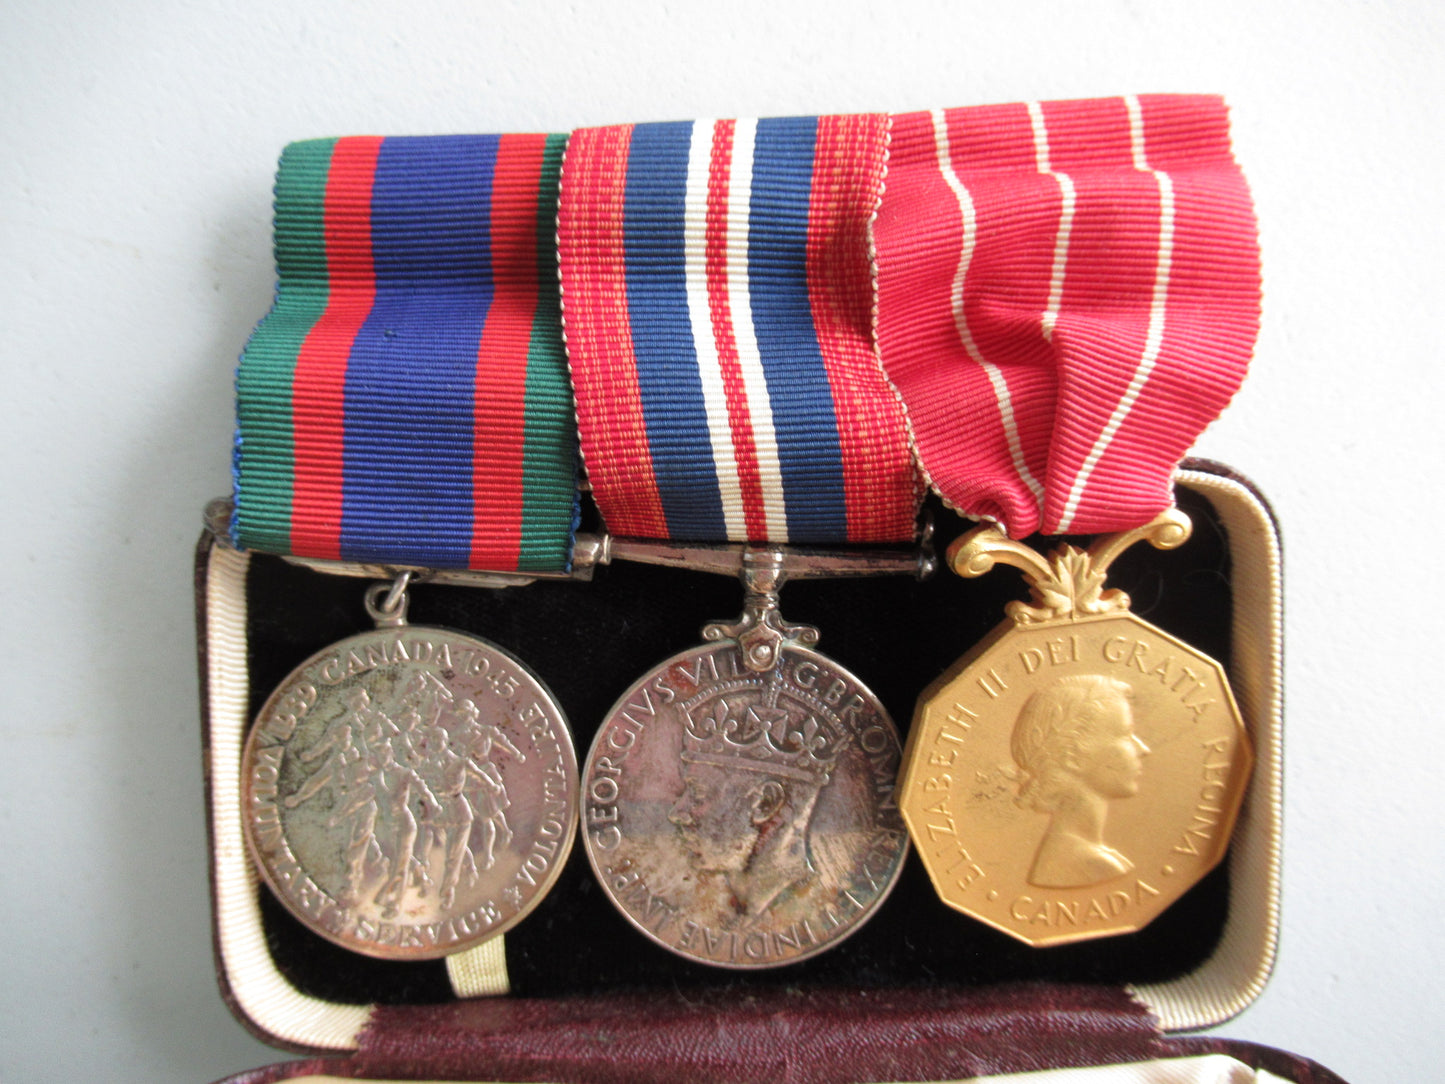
[{"left": 876, "top": 96, "right": 1263, "bottom": 943}]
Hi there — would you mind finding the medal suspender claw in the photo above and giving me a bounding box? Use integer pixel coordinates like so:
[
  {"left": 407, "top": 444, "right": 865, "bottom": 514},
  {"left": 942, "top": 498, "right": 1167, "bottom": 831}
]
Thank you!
[
  {"left": 876, "top": 97, "right": 1263, "bottom": 945},
  {"left": 228, "top": 133, "right": 582, "bottom": 981}
]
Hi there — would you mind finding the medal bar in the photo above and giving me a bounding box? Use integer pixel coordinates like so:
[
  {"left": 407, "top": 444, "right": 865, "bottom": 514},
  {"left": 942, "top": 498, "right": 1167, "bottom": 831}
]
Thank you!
[
  {"left": 221, "top": 94, "right": 1263, "bottom": 980},
  {"left": 207, "top": 497, "right": 931, "bottom": 588}
]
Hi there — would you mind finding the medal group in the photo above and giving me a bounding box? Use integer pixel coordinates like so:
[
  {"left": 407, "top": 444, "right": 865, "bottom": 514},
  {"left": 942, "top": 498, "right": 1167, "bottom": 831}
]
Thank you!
[{"left": 227, "top": 95, "right": 1260, "bottom": 982}]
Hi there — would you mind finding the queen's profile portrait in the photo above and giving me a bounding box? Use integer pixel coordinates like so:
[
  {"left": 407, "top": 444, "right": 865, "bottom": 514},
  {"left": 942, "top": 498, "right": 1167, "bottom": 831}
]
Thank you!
[{"left": 1010, "top": 674, "right": 1149, "bottom": 888}]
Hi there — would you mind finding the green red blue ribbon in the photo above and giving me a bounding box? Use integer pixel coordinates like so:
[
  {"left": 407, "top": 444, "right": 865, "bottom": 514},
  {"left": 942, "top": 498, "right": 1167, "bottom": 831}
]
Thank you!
[{"left": 233, "top": 133, "right": 578, "bottom": 571}]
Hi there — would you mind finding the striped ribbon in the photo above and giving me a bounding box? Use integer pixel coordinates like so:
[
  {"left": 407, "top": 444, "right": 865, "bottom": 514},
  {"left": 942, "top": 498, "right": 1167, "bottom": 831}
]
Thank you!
[
  {"left": 232, "top": 96, "right": 1258, "bottom": 565},
  {"left": 874, "top": 95, "right": 1260, "bottom": 537},
  {"left": 557, "top": 114, "right": 920, "bottom": 544},
  {"left": 233, "top": 133, "right": 579, "bottom": 571}
]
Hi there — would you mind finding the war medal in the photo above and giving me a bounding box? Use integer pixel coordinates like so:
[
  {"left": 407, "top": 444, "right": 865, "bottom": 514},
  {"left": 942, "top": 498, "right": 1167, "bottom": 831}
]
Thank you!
[
  {"left": 559, "top": 115, "right": 923, "bottom": 967},
  {"left": 242, "top": 574, "right": 579, "bottom": 960},
  {"left": 582, "top": 547, "right": 913, "bottom": 969},
  {"left": 900, "top": 512, "right": 1252, "bottom": 946}
]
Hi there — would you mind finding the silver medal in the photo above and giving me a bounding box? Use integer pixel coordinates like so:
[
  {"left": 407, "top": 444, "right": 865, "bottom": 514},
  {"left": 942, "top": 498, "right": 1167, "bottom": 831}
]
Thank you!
[
  {"left": 581, "top": 549, "right": 913, "bottom": 968},
  {"left": 242, "top": 576, "right": 578, "bottom": 960}
]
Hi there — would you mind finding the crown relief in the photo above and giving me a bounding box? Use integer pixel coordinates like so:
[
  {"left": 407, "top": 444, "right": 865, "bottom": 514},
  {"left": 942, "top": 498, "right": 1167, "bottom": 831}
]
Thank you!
[{"left": 681, "top": 678, "right": 844, "bottom": 785}]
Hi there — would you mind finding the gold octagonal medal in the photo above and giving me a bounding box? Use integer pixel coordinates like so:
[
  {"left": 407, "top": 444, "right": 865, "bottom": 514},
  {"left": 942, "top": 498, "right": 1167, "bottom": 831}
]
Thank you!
[{"left": 900, "top": 512, "right": 1253, "bottom": 947}]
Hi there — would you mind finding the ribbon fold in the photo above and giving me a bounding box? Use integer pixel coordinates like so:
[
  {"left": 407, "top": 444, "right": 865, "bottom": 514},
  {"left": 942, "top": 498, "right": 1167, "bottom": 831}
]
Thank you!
[{"left": 875, "top": 95, "right": 1259, "bottom": 537}]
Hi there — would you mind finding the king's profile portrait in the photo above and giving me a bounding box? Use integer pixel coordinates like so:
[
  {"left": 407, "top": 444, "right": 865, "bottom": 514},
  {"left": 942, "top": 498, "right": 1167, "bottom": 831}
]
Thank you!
[{"left": 669, "top": 680, "right": 844, "bottom": 919}]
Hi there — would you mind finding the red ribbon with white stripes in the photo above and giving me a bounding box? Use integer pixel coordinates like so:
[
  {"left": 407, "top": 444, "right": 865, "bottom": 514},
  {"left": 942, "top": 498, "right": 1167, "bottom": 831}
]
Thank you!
[{"left": 874, "top": 94, "right": 1260, "bottom": 537}]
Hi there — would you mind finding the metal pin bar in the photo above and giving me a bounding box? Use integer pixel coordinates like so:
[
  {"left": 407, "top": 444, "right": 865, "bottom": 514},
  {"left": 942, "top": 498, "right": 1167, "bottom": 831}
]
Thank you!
[
  {"left": 204, "top": 497, "right": 934, "bottom": 588},
  {"left": 605, "top": 536, "right": 933, "bottom": 581}
]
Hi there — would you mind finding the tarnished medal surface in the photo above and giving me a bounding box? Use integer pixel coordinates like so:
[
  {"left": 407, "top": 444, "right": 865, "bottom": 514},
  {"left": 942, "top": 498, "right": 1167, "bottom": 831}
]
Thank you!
[
  {"left": 583, "top": 623, "right": 908, "bottom": 969},
  {"left": 243, "top": 611, "right": 578, "bottom": 960},
  {"left": 901, "top": 512, "right": 1252, "bottom": 947}
]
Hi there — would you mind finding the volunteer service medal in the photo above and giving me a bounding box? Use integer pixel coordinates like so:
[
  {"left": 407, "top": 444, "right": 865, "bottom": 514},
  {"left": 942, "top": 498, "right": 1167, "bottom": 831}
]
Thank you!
[
  {"left": 873, "top": 97, "right": 1263, "bottom": 943},
  {"left": 230, "top": 133, "right": 582, "bottom": 960},
  {"left": 242, "top": 576, "right": 578, "bottom": 960},
  {"left": 558, "top": 115, "right": 919, "bottom": 966}
]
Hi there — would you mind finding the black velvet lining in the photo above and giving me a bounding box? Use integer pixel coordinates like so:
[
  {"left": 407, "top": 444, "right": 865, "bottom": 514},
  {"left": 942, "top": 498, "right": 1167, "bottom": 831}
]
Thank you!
[{"left": 241, "top": 486, "right": 1233, "bottom": 1006}]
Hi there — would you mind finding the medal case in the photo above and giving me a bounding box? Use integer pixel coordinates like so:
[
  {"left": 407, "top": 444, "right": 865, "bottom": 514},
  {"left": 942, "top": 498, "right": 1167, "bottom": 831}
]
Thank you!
[{"left": 199, "top": 461, "right": 1337, "bottom": 1083}]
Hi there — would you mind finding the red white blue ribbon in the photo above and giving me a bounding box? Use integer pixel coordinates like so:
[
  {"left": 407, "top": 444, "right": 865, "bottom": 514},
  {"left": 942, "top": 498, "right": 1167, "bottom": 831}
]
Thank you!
[{"left": 558, "top": 115, "right": 919, "bottom": 544}]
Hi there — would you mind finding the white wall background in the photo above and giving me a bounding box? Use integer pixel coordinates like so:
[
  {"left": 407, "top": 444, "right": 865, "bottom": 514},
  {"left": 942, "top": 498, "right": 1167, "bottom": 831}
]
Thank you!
[{"left": 3, "top": 2, "right": 1441, "bottom": 1080}]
